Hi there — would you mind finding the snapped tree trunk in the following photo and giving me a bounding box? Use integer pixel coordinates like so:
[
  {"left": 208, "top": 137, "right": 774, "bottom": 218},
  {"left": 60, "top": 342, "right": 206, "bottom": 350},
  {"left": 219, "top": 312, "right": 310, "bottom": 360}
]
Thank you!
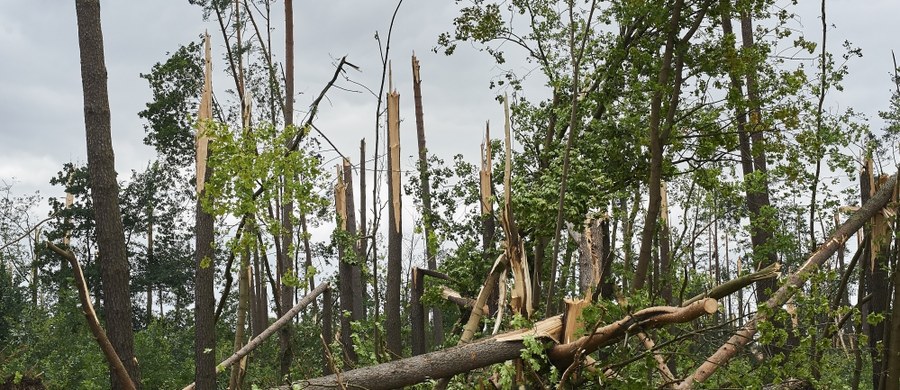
[
  {"left": 334, "top": 163, "right": 358, "bottom": 364},
  {"left": 411, "top": 54, "right": 443, "bottom": 348},
  {"left": 385, "top": 89, "right": 403, "bottom": 359},
  {"left": 192, "top": 31, "right": 216, "bottom": 390}
]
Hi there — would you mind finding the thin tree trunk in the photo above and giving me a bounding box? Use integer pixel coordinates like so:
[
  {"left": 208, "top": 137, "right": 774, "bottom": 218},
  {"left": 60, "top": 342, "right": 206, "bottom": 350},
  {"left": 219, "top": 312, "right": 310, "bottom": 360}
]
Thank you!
[
  {"left": 146, "top": 217, "right": 153, "bottom": 324},
  {"left": 229, "top": 249, "right": 251, "bottom": 390},
  {"left": 739, "top": 9, "right": 779, "bottom": 307},
  {"left": 334, "top": 163, "right": 358, "bottom": 365},
  {"left": 343, "top": 159, "right": 365, "bottom": 326},
  {"left": 322, "top": 288, "right": 333, "bottom": 375},
  {"left": 410, "top": 268, "right": 426, "bottom": 355},
  {"left": 411, "top": 54, "right": 442, "bottom": 349},
  {"left": 358, "top": 139, "right": 368, "bottom": 320},
  {"left": 385, "top": 89, "right": 403, "bottom": 359},
  {"left": 659, "top": 182, "right": 673, "bottom": 305},
  {"left": 884, "top": 247, "right": 900, "bottom": 390},
  {"left": 278, "top": 0, "right": 297, "bottom": 380},
  {"left": 74, "top": 1, "right": 141, "bottom": 387},
  {"left": 634, "top": 0, "right": 684, "bottom": 291}
]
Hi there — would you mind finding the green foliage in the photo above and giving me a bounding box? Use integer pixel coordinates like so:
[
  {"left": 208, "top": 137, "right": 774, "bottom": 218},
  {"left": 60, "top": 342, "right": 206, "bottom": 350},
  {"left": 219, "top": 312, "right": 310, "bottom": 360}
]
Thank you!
[{"left": 138, "top": 41, "right": 204, "bottom": 168}]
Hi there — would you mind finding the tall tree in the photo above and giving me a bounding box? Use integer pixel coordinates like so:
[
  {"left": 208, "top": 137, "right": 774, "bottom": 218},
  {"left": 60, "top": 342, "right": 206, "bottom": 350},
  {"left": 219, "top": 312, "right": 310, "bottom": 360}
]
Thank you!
[
  {"left": 193, "top": 32, "right": 216, "bottom": 390},
  {"left": 279, "top": 0, "right": 297, "bottom": 379},
  {"left": 74, "top": 0, "right": 141, "bottom": 387}
]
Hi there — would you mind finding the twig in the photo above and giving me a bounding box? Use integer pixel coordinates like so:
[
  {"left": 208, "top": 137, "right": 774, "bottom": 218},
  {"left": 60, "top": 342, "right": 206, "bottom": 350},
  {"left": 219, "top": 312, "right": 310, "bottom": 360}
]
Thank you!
[{"left": 0, "top": 215, "right": 55, "bottom": 252}]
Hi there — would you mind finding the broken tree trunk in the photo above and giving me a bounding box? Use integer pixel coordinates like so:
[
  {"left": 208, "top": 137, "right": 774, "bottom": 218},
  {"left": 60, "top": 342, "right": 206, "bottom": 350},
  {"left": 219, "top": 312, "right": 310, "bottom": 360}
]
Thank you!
[
  {"left": 334, "top": 163, "right": 358, "bottom": 364},
  {"left": 285, "top": 298, "right": 717, "bottom": 390},
  {"left": 385, "top": 86, "right": 403, "bottom": 359},
  {"left": 675, "top": 172, "right": 898, "bottom": 388},
  {"left": 411, "top": 54, "right": 443, "bottom": 348}
]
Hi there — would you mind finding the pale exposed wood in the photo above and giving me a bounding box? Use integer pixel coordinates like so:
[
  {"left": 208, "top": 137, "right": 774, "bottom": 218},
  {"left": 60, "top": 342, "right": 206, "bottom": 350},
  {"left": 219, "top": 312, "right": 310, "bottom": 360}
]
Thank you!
[
  {"left": 461, "top": 254, "right": 508, "bottom": 342},
  {"left": 196, "top": 32, "right": 212, "bottom": 194},
  {"left": 561, "top": 298, "right": 590, "bottom": 344},
  {"left": 385, "top": 83, "right": 403, "bottom": 358},
  {"left": 500, "top": 96, "right": 533, "bottom": 318},
  {"left": 479, "top": 122, "right": 492, "bottom": 215},
  {"left": 440, "top": 286, "right": 486, "bottom": 312},
  {"left": 636, "top": 331, "right": 676, "bottom": 385},
  {"left": 492, "top": 270, "right": 507, "bottom": 335}
]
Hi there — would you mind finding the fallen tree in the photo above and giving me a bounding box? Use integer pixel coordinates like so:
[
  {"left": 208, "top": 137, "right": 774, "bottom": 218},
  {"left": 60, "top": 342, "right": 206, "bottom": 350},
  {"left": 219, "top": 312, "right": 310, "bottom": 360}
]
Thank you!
[
  {"left": 675, "top": 172, "right": 898, "bottom": 388},
  {"left": 284, "top": 298, "right": 718, "bottom": 389}
]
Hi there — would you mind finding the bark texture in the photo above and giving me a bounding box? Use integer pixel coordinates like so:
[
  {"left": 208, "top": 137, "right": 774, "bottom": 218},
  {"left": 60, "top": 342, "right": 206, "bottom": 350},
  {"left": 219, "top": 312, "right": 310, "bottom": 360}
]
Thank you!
[
  {"left": 74, "top": 1, "right": 141, "bottom": 387},
  {"left": 286, "top": 299, "right": 716, "bottom": 390}
]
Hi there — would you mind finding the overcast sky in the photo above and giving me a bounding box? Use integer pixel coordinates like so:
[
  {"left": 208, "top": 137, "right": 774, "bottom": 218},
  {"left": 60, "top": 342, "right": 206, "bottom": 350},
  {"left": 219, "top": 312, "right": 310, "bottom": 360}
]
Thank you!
[{"left": 0, "top": 0, "right": 898, "bottom": 215}]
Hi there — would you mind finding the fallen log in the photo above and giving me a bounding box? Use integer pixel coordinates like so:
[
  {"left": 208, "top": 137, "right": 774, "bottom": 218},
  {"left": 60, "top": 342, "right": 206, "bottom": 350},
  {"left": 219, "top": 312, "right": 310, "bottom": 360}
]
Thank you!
[{"left": 284, "top": 298, "right": 717, "bottom": 389}]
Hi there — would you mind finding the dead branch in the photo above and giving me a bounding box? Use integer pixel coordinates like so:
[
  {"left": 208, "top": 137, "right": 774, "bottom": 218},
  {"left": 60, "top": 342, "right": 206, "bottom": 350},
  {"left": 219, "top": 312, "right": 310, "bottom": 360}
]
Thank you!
[
  {"left": 182, "top": 282, "right": 329, "bottom": 390},
  {"left": 46, "top": 242, "right": 136, "bottom": 390}
]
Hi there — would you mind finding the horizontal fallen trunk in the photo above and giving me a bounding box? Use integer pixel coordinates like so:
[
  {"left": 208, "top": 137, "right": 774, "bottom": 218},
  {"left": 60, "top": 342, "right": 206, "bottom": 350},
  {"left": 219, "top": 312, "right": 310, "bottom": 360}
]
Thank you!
[{"left": 286, "top": 298, "right": 717, "bottom": 389}]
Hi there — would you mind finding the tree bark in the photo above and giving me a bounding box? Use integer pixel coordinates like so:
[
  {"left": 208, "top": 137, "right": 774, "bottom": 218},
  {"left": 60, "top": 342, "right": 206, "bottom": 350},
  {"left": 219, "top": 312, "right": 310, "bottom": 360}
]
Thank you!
[
  {"left": 192, "top": 31, "right": 216, "bottom": 390},
  {"left": 634, "top": 0, "right": 684, "bottom": 291},
  {"left": 410, "top": 268, "right": 426, "bottom": 355},
  {"left": 411, "top": 54, "right": 443, "bottom": 349},
  {"left": 386, "top": 90, "right": 403, "bottom": 359},
  {"left": 322, "top": 287, "right": 333, "bottom": 375},
  {"left": 278, "top": 0, "right": 297, "bottom": 380},
  {"left": 47, "top": 243, "right": 136, "bottom": 390},
  {"left": 334, "top": 163, "right": 358, "bottom": 364},
  {"left": 343, "top": 159, "right": 364, "bottom": 326},
  {"left": 228, "top": 249, "right": 250, "bottom": 390},
  {"left": 287, "top": 299, "right": 716, "bottom": 390},
  {"left": 74, "top": 1, "right": 141, "bottom": 387}
]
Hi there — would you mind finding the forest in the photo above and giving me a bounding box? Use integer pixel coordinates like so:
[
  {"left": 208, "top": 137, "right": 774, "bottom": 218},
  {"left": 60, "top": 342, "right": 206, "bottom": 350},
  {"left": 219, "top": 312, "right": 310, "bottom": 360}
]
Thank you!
[{"left": 2, "top": 0, "right": 900, "bottom": 389}]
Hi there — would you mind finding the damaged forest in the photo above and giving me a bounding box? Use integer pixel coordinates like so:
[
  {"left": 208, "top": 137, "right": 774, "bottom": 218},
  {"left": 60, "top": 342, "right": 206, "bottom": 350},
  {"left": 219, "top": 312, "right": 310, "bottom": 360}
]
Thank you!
[{"left": 5, "top": 0, "right": 900, "bottom": 389}]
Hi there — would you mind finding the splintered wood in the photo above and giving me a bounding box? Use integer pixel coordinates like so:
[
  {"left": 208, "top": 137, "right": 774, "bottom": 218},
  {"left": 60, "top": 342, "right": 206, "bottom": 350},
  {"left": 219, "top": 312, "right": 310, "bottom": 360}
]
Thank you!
[
  {"left": 195, "top": 32, "right": 212, "bottom": 194},
  {"left": 501, "top": 95, "right": 533, "bottom": 318},
  {"left": 387, "top": 90, "right": 401, "bottom": 234}
]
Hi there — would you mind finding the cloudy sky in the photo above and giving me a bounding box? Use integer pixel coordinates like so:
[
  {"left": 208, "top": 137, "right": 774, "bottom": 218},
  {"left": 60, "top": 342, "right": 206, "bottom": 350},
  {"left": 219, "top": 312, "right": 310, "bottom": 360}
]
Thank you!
[{"left": 0, "top": 0, "right": 898, "bottom": 214}]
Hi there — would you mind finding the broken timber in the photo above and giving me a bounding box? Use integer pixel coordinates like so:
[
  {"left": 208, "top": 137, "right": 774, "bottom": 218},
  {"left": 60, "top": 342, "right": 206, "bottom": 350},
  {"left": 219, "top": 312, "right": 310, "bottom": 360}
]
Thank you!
[{"left": 285, "top": 298, "right": 717, "bottom": 389}]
